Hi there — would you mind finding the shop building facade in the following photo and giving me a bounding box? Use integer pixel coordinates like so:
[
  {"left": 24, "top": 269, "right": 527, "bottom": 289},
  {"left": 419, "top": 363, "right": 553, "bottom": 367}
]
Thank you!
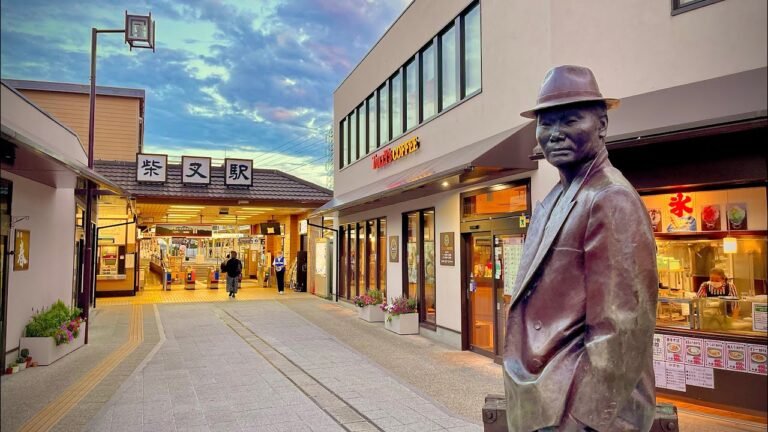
[
  {"left": 319, "top": 0, "right": 767, "bottom": 416},
  {"left": 1, "top": 82, "right": 125, "bottom": 368}
]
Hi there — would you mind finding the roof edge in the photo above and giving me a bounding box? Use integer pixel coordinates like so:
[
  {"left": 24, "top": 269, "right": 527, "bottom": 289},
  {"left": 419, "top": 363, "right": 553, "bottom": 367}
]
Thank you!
[{"left": 3, "top": 78, "right": 145, "bottom": 100}]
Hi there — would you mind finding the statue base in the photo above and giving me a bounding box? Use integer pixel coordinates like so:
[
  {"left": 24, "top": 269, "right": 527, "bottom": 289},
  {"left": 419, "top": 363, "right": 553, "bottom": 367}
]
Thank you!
[{"left": 482, "top": 394, "right": 680, "bottom": 432}]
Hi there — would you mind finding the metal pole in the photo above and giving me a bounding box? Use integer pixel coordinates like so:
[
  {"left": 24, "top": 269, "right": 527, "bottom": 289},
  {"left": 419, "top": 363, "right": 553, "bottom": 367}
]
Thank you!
[{"left": 81, "top": 28, "right": 98, "bottom": 344}]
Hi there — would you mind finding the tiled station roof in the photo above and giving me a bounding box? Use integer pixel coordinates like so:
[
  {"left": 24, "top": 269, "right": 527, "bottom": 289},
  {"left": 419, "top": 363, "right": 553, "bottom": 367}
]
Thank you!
[{"left": 95, "top": 160, "right": 332, "bottom": 203}]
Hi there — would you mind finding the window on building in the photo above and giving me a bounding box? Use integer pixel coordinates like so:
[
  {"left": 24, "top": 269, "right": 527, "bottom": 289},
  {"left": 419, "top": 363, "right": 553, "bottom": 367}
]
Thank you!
[
  {"left": 671, "top": 0, "right": 723, "bottom": 15},
  {"left": 422, "top": 43, "right": 437, "bottom": 120},
  {"left": 350, "top": 110, "right": 357, "bottom": 162},
  {"left": 463, "top": 3, "right": 481, "bottom": 96},
  {"left": 405, "top": 59, "right": 418, "bottom": 130},
  {"left": 349, "top": 224, "right": 357, "bottom": 298},
  {"left": 358, "top": 105, "right": 366, "bottom": 158},
  {"left": 357, "top": 222, "right": 366, "bottom": 297},
  {"left": 404, "top": 208, "right": 436, "bottom": 326},
  {"left": 367, "top": 220, "right": 376, "bottom": 292},
  {"left": 367, "top": 95, "right": 377, "bottom": 152},
  {"left": 339, "top": 225, "right": 348, "bottom": 299},
  {"left": 391, "top": 71, "right": 403, "bottom": 137},
  {"left": 462, "top": 183, "right": 529, "bottom": 219},
  {"left": 378, "top": 218, "right": 387, "bottom": 300},
  {"left": 339, "top": 118, "right": 346, "bottom": 169},
  {"left": 440, "top": 24, "right": 458, "bottom": 110},
  {"left": 378, "top": 83, "right": 389, "bottom": 146}
]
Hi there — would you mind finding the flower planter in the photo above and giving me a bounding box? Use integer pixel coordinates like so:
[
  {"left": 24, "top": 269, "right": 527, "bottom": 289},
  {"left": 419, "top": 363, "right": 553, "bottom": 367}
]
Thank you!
[
  {"left": 16, "top": 362, "right": 26, "bottom": 371},
  {"left": 19, "top": 323, "right": 86, "bottom": 366},
  {"left": 358, "top": 305, "right": 386, "bottom": 322},
  {"left": 384, "top": 313, "right": 419, "bottom": 335}
]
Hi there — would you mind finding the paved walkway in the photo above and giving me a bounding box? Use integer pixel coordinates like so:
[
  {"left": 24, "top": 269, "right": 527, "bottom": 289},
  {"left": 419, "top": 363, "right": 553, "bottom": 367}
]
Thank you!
[
  {"left": 3, "top": 292, "right": 766, "bottom": 432},
  {"left": 85, "top": 301, "right": 480, "bottom": 432}
]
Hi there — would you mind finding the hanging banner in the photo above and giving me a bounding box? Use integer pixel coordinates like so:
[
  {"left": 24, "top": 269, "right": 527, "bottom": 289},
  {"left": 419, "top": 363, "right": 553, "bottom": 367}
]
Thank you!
[{"left": 155, "top": 224, "right": 213, "bottom": 238}]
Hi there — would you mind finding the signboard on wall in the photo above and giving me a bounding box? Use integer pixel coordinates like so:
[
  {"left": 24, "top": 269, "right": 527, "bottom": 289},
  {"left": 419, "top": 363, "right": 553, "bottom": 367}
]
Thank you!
[
  {"left": 439, "top": 232, "right": 455, "bottom": 266},
  {"left": 136, "top": 153, "right": 167, "bottom": 183},
  {"left": 155, "top": 224, "right": 213, "bottom": 237},
  {"left": 388, "top": 236, "right": 399, "bottom": 262},
  {"left": 13, "top": 229, "right": 30, "bottom": 271},
  {"left": 182, "top": 156, "right": 211, "bottom": 185},
  {"left": 224, "top": 158, "right": 253, "bottom": 186}
]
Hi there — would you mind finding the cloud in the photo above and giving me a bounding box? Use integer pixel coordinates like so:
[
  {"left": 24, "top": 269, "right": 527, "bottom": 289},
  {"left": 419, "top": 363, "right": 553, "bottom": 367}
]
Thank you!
[{"left": 1, "top": 0, "right": 409, "bottom": 188}]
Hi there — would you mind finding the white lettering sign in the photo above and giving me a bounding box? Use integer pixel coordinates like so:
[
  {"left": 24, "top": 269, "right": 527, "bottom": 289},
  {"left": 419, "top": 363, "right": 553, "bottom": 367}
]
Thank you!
[
  {"left": 182, "top": 156, "right": 211, "bottom": 185},
  {"left": 136, "top": 153, "right": 167, "bottom": 182},
  {"left": 225, "top": 158, "right": 253, "bottom": 186}
]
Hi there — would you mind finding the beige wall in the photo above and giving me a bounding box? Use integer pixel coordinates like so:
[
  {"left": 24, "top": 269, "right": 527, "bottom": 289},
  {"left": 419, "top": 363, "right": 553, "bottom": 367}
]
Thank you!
[
  {"left": 19, "top": 90, "right": 142, "bottom": 162},
  {"left": 333, "top": 0, "right": 767, "bottom": 198}
]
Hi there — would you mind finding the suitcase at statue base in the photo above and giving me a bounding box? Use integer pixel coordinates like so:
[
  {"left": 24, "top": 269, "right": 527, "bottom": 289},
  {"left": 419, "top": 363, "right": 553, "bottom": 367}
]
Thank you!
[{"left": 482, "top": 395, "right": 679, "bottom": 432}]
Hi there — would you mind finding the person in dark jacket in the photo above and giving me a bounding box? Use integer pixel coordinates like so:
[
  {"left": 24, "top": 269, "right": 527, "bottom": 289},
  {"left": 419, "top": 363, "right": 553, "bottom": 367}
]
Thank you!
[
  {"left": 224, "top": 251, "right": 242, "bottom": 298},
  {"left": 273, "top": 251, "right": 286, "bottom": 294}
]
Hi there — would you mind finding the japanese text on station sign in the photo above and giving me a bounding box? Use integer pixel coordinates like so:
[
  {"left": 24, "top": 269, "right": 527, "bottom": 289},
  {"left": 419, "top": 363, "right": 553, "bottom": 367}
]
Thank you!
[
  {"left": 136, "top": 153, "right": 167, "bottom": 183},
  {"left": 182, "top": 156, "right": 211, "bottom": 184},
  {"left": 225, "top": 158, "right": 253, "bottom": 186}
]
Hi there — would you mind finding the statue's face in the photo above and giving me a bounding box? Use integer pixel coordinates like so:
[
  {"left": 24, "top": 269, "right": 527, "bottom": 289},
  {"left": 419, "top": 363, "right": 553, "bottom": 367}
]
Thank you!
[{"left": 536, "top": 105, "right": 607, "bottom": 169}]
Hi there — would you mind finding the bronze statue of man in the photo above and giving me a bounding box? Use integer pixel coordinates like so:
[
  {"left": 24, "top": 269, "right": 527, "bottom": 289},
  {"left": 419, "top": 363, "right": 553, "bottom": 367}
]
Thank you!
[{"left": 503, "top": 65, "right": 658, "bottom": 431}]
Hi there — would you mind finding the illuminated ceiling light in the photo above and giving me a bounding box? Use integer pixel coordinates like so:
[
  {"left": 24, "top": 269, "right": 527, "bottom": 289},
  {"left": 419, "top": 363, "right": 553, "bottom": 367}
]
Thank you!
[
  {"left": 441, "top": 181, "right": 449, "bottom": 187},
  {"left": 723, "top": 237, "right": 737, "bottom": 254},
  {"left": 169, "top": 205, "right": 205, "bottom": 209},
  {"left": 241, "top": 207, "right": 274, "bottom": 211}
]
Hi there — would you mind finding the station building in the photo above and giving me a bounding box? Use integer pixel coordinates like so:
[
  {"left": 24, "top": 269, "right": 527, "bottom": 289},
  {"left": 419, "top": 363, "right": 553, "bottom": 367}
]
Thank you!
[
  {"left": 1, "top": 79, "right": 331, "bottom": 367},
  {"left": 316, "top": 0, "right": 767, "bottom": 416}
]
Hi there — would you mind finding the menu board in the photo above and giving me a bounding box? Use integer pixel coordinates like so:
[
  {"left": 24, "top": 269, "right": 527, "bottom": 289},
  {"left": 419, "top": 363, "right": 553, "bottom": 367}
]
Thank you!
[
  {"left": 652, "top": 334, "right": 665, "bottom": 361},
  {"left": 685, "top": 365, "right": 715, "bottom": 388},
  {"left": 748, "top": 345, "right": 767, "bottom": 375},
  {"left": 753, "top": 303, "right": 768, "bottom": 332},
  {"left": 664, "top": 335, "right": 684, "bottom": 363},
  {"left": 704, "top": 340, "right": 726, "bottom": 369},
  {"left": 664, "top": 362, "right": 687, "bottom": 391},
  {"left": 653, "top": 360, "right": 667, "bottom": 388},
  {"left": 725, "top": 343, "right": 748, "bottom": 372},
  {"left": 502, "top": 237, "right": 524, "bottom": 296},
  {"left": 684, "top": 338, "right": 704, "bottom": 366}
]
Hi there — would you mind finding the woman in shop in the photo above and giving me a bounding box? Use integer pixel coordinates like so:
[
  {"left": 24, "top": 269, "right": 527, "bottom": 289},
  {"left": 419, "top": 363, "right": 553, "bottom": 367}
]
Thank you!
[
  {"left": 273, "top": 251, "right": 286, "bottom": 295},
  {"left": 697, "top": 267, "right": 738, "bottom": 298}
]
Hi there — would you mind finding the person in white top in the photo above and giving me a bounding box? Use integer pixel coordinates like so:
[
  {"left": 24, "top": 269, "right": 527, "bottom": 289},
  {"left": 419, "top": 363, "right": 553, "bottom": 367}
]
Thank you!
[{"left": 273, "top": 251, "right": 286, "bottom": 294}]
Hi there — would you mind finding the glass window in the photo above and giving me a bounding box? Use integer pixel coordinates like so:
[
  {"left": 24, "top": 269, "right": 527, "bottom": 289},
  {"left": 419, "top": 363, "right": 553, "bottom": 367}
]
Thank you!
[
  {"left": 378, "top": 218, "right": 387, "bottom": 299},
  {"left": 406, "top": 212, "right": 420, "bottom": 300},
  {"left": 340, "top": 226, "right": 347, "bottom": 299},
  {"left": 391, "top": 71, "right": 403, "bottom": 137},
  {"left": 462, "top": 184, "right": 528, "bottom": 218},
  {"left": 358, "top": 105, "right": 366, "bottom": 157},
  {"left": 378, "top": 83, "right": 389, "bottom": 146},
  {"left": 339, "top": 118, "right": 346, "bottom": 168},
  {"left": 463, "top": 4, "right": 481, "bottom": 96},
  {"left": 405, "top": 59, "right": 418, "bottom": 130},
  {"left": 367, "top": 95, "right": 377, "bottom": 151},
  {"left": 350, "top": 110, "right": 357, "bottom": 162},
  {"left": 367, "top": 220, "right": 376, "bottom": 291},
  {"left": 423, "top": 210, "right": 436, "bottom": 324},
  {"left": 440, "top": 25, "right": 458, "bottom": 110},
  {"left": 349, "top": 224, "right": 356, "bottom": 299},
  {"left": 422, "top": 44, "right": 437, "bottom": 120},
  {"left": 357, "top": 222, "right": 366, "bottom": 296}
]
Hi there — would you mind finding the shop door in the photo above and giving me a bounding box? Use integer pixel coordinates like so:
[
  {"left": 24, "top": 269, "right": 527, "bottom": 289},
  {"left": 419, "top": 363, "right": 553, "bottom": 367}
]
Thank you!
[
  {"left": 493, "top": 234, "right": 525, "bottom": 355},
  {"left": 466, "top": 233, "right": 495, "bottom": 355}
]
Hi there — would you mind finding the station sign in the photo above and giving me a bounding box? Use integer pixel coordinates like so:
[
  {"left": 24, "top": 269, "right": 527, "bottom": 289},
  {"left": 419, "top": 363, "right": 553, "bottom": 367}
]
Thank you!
[
  {"left": 372, "top": 136, "right": 420, "bottom": 170},
  {"left": 155, "top": 224, "right": 213, "bottom": 238}
]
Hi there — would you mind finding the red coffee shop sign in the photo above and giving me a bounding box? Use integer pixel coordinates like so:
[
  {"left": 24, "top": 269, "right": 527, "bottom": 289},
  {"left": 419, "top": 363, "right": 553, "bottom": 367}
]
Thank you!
[{"left": 372, "top": 136, "right": 420, "bottom": 169}]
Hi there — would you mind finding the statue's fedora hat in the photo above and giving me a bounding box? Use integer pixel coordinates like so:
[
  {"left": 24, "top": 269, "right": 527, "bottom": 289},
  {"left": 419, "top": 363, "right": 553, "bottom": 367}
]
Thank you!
[{"left": 520, "top": 65, "right": 619, "bottom": 118}]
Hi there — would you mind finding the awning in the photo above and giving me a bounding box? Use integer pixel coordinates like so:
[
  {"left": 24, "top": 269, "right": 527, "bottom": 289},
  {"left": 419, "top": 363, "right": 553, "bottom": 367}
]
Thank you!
[
  {"left": 1, "top": 81, "right": 128, "bottom": 195},
  {"left": 607, "top": 67, "right": 767, "bottom": 144},
  {"left": 313, "top": 121, "right": 537, "bottom": 217}
]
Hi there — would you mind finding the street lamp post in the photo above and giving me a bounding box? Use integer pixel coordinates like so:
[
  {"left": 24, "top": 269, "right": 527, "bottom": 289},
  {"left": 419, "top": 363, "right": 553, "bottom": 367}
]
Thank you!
[{"left": 81, "top": 12, "right": 155, "bottom": 343}]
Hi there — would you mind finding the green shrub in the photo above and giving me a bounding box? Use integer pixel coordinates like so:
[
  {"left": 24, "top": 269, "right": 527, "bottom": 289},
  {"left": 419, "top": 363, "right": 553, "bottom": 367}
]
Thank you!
[{"left": 24, "top": 300, "right": 82, "bottom": 338}]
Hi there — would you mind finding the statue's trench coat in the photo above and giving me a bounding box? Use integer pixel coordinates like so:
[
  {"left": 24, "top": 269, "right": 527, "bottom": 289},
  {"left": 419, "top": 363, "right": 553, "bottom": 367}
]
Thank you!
[{"left": 504, "top": 151, "right": 658, "bottom": 431}]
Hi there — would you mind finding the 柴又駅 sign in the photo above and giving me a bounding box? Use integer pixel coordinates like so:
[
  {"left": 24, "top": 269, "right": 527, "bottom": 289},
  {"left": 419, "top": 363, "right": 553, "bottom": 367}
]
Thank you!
[
  {"left": 372, "top": 136, "right": 420, "bottom": 169},
  {"left": 155, "top": 224, "right": 213, "bottom": 238}
]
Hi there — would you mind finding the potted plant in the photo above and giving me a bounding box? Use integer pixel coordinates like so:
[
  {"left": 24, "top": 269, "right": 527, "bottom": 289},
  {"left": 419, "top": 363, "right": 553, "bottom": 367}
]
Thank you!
[
  {"left": 16, "top": 356, "right": 26, "bottom": 371},
  {"left": 353, "top": 290, "right": 385, "bottom": 322},
  {"left": 381, "top": 296, "right": 419, "bottom": 335},
  {"left": 19, "top": 300, "right": 87, "bottom": 365},
  {"left": 10, "top": 362, "right": 19, "bottom": 374},
  {"left": 20, "top": 349, "right": 31, "bottom": 367}
]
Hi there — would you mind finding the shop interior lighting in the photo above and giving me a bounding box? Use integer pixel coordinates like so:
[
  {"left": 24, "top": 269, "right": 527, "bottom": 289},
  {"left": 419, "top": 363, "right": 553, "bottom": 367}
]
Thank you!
[
  {"left": 723, "top": 236, "right": 737, "bottom": 254},
  {"left": 441, "top": 181, "right": 450, "bottom": 187},
  {"left": 169, "top": 205, "right": 205, "bottom": 209}
]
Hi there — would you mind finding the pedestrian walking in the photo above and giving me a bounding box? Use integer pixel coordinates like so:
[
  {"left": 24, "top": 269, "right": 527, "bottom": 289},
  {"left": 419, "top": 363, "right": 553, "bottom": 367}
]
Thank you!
[
  {"left": 273, "top": 251, "right": 286, "bottom": 294},
  {"left": 224, "top": 251, "right": 242, "bottom": 298}
]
